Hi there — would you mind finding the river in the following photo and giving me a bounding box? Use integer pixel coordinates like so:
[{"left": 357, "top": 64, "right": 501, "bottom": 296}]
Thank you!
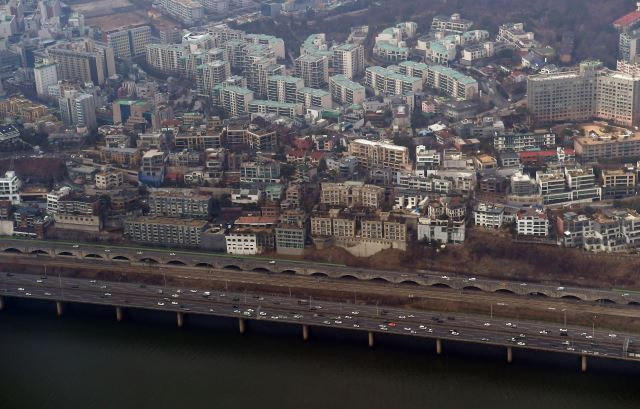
[{"left": 1, "top": 298, "right": 639, "bottom": 409}]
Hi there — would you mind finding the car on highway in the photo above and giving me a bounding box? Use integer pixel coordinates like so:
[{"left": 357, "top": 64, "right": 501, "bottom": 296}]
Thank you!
[
  {"left": 517, "top": 341, "right": 526, "bottom": 346},
  {"left": 44, "top": 292, "right": 51, "bottom": 296},
  {"left": 17, "top": 287, "right": 24, "bottom": 291},
  {"left": 25, "top": 292, "right": 31, "bottom": 296},
  {"left": 387, "top": 322, "right": 397, "bottom": 327},
  {"left": 172, "top": 301, "right": 178, "bottom": 305},
  {"left": 609, "top": 333, "right": 617, "bottom": 338},
  {"left": 322, "top": 320, "right": 331, "bottom": 325},
  {"left": 104, "top": 293, "right": 111, "bottom": 297},
  {"left": 36, "top": 279, "right": 43, "bottom": 283},
  {"left": 259, "top": 312, "right": 267, "bottom": 316},
  {"left": 169, "top": 252, "right": 176, "bottom": 256},
  {"left": 483, "top": 322, "right": 491, "bottom": 327},
  {"left": 72, "top": 244, "right": 79, "bottom": 248},
  {"left": 157, "top": 302, "right": 165, "bottom": 306},
  {"left": 539, "top": 330, "right": 548, "bottom": 335},
  {"left": 450, "top": 330, "right": 460, "bottom": 336},
  {"left": 353, "top": 324, "right": 360, "bottom": 328}
]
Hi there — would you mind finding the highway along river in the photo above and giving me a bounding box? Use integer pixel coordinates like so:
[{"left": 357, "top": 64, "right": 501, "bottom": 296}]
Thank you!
[{"left": 1, "top": 298, "right": 639, "bottom": 408}]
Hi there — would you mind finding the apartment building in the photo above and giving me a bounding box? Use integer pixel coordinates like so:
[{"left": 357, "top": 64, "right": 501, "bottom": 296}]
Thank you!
[
  {"left": 139, "top": 149, "right": 168, "bottom": 186},
  {"left": 247, "top": 100, "right": 303, "bottom": 119},
  {"left": 174, "top": 126, "right": 223, "bottom": 150},
  {"left": 296, "top": 87, "right": 331, "bottom": 109},
  {"left": 196, "top": 60, "right": 231, "bottom": 97},
  {"left": 213, "top": 85, "right": 254, "bottom": 116},
  {"left": 417, "top": 218, "right": 466, "bottom": 243},
  {"left": 415, "top": 145, "right": 441, "bottom": 169},
  {"left": 516, "top": 209, "right": 549, "bottom": 236},
  {"left": 157, "top": 0, "right": 204, "bottom": 25},
  {"left": 95, "top": 169, "right": 123, "bottom": 190},
  {"left": 145, "top": 43, "right": 187, "bottom": 75},
  {"left": 348, "top": 139, "right": 411, "bottom": 173},
  {"left": 320, "top": 182, "right": 385, "bottom": 208},
  {"left": 294, "top": 54, "right": 329, "bottom": 88},
  {"left": 0, "top": 171, "right": 21, "bottom": 204},
  {"left": 148, "top": 189, "right": 212, "bottom": 219},
  {"left": 333, "top": 43, "right": 364, "bottom": 79},
  {"left": 124, "top": 216, "right": 207, "bottom": 247},
  {"left": 527, "top": 60, "right": 640, "bottom": 127},
  {"left": 431, "top": 13, "right": 473, "bottom": 33},
  {"left": 104, "top": 25, "right": 151, "bottom": 58},
  {"left": 574, "top": 131, "right": 640, "bottom": 162},
  {"left": 266, "top": 75, "right": 304, "bottom": 104},
  {"left": 414, "top": 63, "right": 478, "bottom": 100},
  {"left": 365, "top": 66, "right": 422, "bottom": 96},
  {"left": 33, "top": 62, "right": 57, "bottom": 97},
  {"left": 496, "top": 23, "right": 535, "bottom": 49},
  {"left": 240, "top": 160, "right": 280, "bottom": 183},
  {"left": 601, "top": 167, "right": 637, "bottom": 199},
  {"left": 373, "top": 42, "right": 409, "bottom": 62},
  {"left": 493, "top": 130, "right": 556, "bottom": 152},
  {"left": 329, "top": 74, "right": 365, "bottom": 105},
  {"left": 47, "top": 40, "right": 115, "bottom": 85},
  {"left": 223, "top": 124, "right": 277, "bottom": 150},
  {"left": 275, "top": 224, "right": 306, "bottom": 255},
  {"left": 474, "top": 202, "right": 505, "bottom": 228},
  {"left": 245, "top": 34, "right": 285, "bottom": 60}
]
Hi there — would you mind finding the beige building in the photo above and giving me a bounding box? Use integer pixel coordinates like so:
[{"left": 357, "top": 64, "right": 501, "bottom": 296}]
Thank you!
[
  {"left": 601, "top": 168, "right": 637, "bottom": 198},
  {"left": 47, "top": 40, "right": 116, "bottom": 86},
  {"left": 320, "top": 182, "right": 385, "bottom": 208},
  {"left": 348, "top": 139, "right": 411, "bottom": 172},
  {"left": 574, "top": 131, "right": 640, "bottom": 162},
  {"left": 527, "top": 60, "right": 640, "bottom": 127},
  {"left": 95, "top": 169, "right": 124, "bottom": 190}
]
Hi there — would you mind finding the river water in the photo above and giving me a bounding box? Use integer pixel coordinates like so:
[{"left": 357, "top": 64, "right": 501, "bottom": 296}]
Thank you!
[{"left": 1, "top": 298, "right": 639, "bottom": 409}]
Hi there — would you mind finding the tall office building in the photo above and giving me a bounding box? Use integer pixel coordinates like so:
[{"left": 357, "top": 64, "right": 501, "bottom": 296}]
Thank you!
[
  {"left": 33, "top": 61, "right": 58, "bottom": 97},
  {"left": 104, "top": 25, "right": 152, "bottom": 59},
  {"left": 294, "top": 54, "right": 329, "bottom": 88},
  {"left": 333, "top": 43, "right": 365, "bottom": 79},
  {"left": 47, "top": 40, "right": 115, "bottom": 85},
  {"left": 527, "top": 60, "right": 640, "bottom": 127}
]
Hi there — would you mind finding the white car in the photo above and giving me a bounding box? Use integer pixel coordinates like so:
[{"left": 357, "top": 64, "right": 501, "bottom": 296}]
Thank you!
[
  {"left": 157, "top": 302, "right": 165, "bottom": 306},
  {"left": 483, "top": 322, "right": 491, "bottom": 327},
  {"left": 72, "top": 244, "right": 79, "bottom": 248},
  {"left": 172, "top": 301, "right": 178, "bottom": 305}
]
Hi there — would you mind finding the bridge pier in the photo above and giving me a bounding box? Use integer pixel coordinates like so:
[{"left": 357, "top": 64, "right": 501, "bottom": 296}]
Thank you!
[
  {"left": 368, "top": 331, "right": 374, "bottom": 348},
  {"left": 436, "top": 338, "right": 442, "bottom": 355},
  {"left": 116, "top": 306, "right": 123, "bottom": 322},
  {"left": 55, "top": 301, "right": 63, "bottom": 317},
  {"left": 239, "top": 318, "right": 246, "bottom": 334},
  {"left": 507, "top": 347, "right": 513, "bottom": 364},
  {"left": 302, "top": 324, "right": 309, "bottom": 341},
  {"left": 581, "top": 355, "right": 587, "bottom": 372},
  {"left": 0, "top": 295, "right": 4, "bottom": 311},
  {"left": 176, "top": 312, "right": 184, "bottom": 328}
]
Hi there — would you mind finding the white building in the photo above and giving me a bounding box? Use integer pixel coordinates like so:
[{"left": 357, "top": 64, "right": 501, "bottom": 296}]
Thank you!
[
  {"left": 34, "top": 62, "right": 58, "bottom": 98},
  {"left": 0, "top": 171, "right": 21, "bottom": 204},
  {"left": 474, "top": 202, "right": 505, "bottom": 228},
  {"left": 415, "top": 145, "right": 441, "bottom": 169},
  {"left": 225, "top": 232, "right": 258, "bottom": 254},
  {"left": 516, "top": 209, "right": 549, "bottom": 236},
  {"left": 46, "top": 186, "right": 72, "bottom": 214}
]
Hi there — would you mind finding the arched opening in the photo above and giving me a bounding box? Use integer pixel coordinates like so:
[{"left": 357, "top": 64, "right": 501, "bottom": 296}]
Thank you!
[
  {"left": 281, "top": 269, "right": 297, "bottom": 275},
  {"left": 140, "top": 257, "right": 159, "bottom": 264},
  {"left": 223, "top": 265, "right": 242, "bottom": 271},
  {"left": 252, "top": 267, "right": 271, "bottom": 273},
  {"left": 495, "top": 289, "right": 515, "bottom": 295},
  {"left": 400, "top": 280, "right": 420, "bottom": 286},
  {"left": 369, "top": 277, "right": 391, "bottom": 284},
  {"left": 463, "top": 286, "right": 482, "bottom": 291},
  {"left": 432, "top": 283, "right": 452, "bottom": 289},
  {"left": 311, "top": 272, "right": 329, "bottom": 278},
  {"left": 167, "top": 260, "right": 186, "bottom": 266},
  {"left": 3, "top": 248, "right": 22, "bottom": 253},
  {"left": 627, "top": 301, "right": 640, "bottom": 306},
  {"left": 58, "top": 251, "right": 74, "bottom": 257},
  {"left": 595, "top": 298, "right": 616, "bottom": 305},
  {"left": 112, "top": 255, "right": 130, "bottom": 261},
  {"left": 84, "top": 253, "right": 104, "bottom": 259},
  {"left": 30, "top": 249, "right": 49, "bottom": 255},
  {"left": 560, "top": 295, "right": 581, "bottom": 301},
  {"left": 195, "top": 262, "right": 213, "bottom": 268},
  {"left": 528, "top": 291, "right": 548, "bottom": 297},
  {"left": 339, "top": 274, "right": 359, "bottom": 281}
]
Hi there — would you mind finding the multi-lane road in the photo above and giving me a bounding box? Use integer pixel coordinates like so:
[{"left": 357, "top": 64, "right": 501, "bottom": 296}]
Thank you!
[{"left": 2, "top": 272, "right": 639, "bottom": 365}]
